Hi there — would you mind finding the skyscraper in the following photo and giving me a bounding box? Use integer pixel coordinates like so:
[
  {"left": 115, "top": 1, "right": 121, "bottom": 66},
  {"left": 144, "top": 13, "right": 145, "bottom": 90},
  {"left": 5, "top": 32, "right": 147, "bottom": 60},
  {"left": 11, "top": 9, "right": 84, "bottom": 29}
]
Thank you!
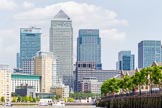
[
  {"left": 77, "top": 29, "right": 102, "bottom": 69},
  {"left": 117, "top": 51, "right": 135, "bottom": 70},
  {"left": 34, "top": 52, "right": 54, "bottom": 93},
  {"left": 50, "top": 10, "right": 73, "bottom": 87},
  {"left": 20, "top": 27, "right": 41, "bottom": 70},
  {"left": 138, "top": 40, "right": 161, "bottom": 68},
  {"left": 16, "top": 53, "right": 20, "bottom": 68}
]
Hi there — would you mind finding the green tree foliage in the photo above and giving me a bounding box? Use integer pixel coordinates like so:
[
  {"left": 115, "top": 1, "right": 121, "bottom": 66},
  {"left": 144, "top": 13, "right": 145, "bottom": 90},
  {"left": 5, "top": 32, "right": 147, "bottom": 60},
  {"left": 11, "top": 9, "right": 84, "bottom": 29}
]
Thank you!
[
  {"left": 67, "top": 98, "right": 74, "bottom": 102},
  {"left": 24, "top": 96, "right": 29, "bottom": 102},
  {"left": 1, "top": 96, "right": 5, "bottom": 102},
  {"left": 29, "top": 96, "right": 33, "bottom": 102},
  {"left": 12, "top": 97, "right": 17, "bottom": 102},
  {"left": 101, "top": 78, "right": 120, "bottom": 95},
  {"left": 101, "top": 66, "right": 162, "bottom": 96}
]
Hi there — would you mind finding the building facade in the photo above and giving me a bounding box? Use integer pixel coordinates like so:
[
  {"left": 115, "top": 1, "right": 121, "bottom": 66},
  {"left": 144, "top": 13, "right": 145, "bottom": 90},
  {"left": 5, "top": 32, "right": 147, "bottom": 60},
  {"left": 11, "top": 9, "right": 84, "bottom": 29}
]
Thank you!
[
  {"left": 11, "top": 74, "right": 40, "bottom": 93},
  {"left": 16, "top": 53, "right": 20, "bottom": 68},
  {"left": 81, "top": 77, "right": 102, "bottom": 94},
  {"left": 20, "top": 27, "right": 41, "bottom": 69},
  {"left": 117, "top": 51, "right": 135, "bottom": 70},
  {"left": 0, "top": 65, "right": 12, "bottom": 102},
  {"left": 138, "top": 40, "right": 161, "bottom": 68},
  {"left": 77, "top": 29, "right": 102, "bottom": 70},
  {"left": 22, "top": 59, "right": 34, "bottom": 75},
  {"left": 50, "top": 84, "right": 69, "bottom": 98},
  {"left": 75, "top": 61, "right": 118, "bottom": 92},
  {"left": 34, "top": 52, "right": 55, "bottom": 93},
  {"left": 49, "top": 10, "right": 73, "bottom": 88}
]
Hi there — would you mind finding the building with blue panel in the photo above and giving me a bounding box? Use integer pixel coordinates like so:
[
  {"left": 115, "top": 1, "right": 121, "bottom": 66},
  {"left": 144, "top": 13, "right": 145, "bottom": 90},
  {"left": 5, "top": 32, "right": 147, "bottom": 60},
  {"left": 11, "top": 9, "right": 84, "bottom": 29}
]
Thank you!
[
  {"left": 117, "top": 51, "right": 135, "bottom": 70},
  {"left": 20, "top": 27, "right": 41, "bottom": 68},
  {"left": 77, "top": 29, "right": 102, "bottom": 70},
  {"left": 138, "top": 40, "right": 161, "bottom": 68}
]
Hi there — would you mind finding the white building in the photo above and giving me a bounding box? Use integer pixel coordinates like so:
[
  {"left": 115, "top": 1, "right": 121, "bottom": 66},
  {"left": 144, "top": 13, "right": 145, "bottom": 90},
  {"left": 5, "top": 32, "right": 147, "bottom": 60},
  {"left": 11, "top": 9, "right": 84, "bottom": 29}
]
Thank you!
[
  {"left": 50, "top": 10, "right": 73, "bottom": 88},
  {"left": 11, "top": 73, "right": 41, "bottom": 93},
  {"left": 0, "top": 65, "right": 12, "bottom": 102},
  {"left": 81, "top": 77, "right": 102, "bottom": 94}
]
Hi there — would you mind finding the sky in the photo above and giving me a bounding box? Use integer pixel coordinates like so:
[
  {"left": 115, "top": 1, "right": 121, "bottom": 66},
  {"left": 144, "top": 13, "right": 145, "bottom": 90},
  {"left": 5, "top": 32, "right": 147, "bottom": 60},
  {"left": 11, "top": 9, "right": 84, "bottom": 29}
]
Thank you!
[{"left": 0, "top": 0, "right": 162, "bottom": 70}]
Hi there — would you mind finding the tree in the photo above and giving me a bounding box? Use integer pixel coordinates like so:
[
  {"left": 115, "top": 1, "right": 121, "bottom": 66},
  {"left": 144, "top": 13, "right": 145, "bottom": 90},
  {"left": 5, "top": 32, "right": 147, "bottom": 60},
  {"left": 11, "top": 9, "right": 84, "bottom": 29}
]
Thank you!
[
  {"left": 101, "top": 78, "right": 120, "bottom": 96},
  {"left": 12, "top": 97, "right": 17, "bottom": 102},
  {"left": 51, "top": 96, "right": 56, "bottom": 101},
  {"left": 17, "top": 96, "right": 22, "bottom": 102},
  {"left": 36, "top": 97, "right": 40, "bottom": 102},
  {"left": 29, "top": 96, "right": 33, "bottom": 102},
  {"left": 32, "top": 98, "right": 36, "bottom": 102},
  {"left": 1, "top": 96, "right": 5, "bottom": 102},
  {"left": 67, "top": 98, "right": 74, "bottom": 102},
  {"left": 24, "top": 96, "right": 29, "bottom": 102}
]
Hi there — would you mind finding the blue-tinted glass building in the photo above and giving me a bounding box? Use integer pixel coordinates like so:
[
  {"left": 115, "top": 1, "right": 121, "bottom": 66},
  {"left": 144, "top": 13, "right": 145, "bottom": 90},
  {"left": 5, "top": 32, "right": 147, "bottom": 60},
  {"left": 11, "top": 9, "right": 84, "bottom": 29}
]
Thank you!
[
  {"left": 117, "top": 51, "right": 135, "bottom": 70},
  {"left": 16, "top": 53, "right": 20, "bottom": 68},
  {"left": 138, "top": 40, "right": 161, "bottom": 68},
  {"left": 20, "top": 27, "right": 41, "bottom": 68},
  {"left": 77, "top": 29, "right": 102, "bottom": 69}
]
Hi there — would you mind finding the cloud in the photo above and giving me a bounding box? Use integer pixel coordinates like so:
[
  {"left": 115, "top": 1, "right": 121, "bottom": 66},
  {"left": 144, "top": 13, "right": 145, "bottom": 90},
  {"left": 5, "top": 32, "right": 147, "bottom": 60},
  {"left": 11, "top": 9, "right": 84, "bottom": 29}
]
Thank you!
[
  {"left": 14, "top": 1, "right": 128, "bottom": 39},
  {"left": 22, "top": 1, "right": 34, "bottom": 9},
  {"left": 0, "top": 0, "right": 17, "bottom": 10},
  {"left": 0, "top": 29, "right": 19, "bottom": 67},
  {"left": 101, "top": 29, "right": 126, "bottom": 40}
]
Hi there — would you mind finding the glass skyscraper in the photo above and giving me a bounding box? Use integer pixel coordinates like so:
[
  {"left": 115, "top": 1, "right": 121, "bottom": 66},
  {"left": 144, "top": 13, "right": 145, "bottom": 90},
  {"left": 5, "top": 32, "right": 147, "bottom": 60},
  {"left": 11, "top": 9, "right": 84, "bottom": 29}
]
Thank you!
[
  {"left": 50, "top": 10, "right": 73, "bottom": 87},
  {"left": 20, "top": 27, "right": 41, "bottom": 68},
  {"left": 117, "top": 51, "right": 135, "bottom": 70},
  {"left": 77, "top": 29, "right": 102, "bottom": 69},
  {"left": 138, "top": 40, "right": 161, "bottom": 68}
]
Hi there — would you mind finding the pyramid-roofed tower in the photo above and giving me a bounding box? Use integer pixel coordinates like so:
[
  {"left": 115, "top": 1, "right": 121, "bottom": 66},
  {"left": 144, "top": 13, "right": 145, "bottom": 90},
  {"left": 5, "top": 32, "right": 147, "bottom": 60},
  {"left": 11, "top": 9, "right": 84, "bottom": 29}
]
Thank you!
[{"left": 53, "top": 10, "right": 70, "bottom": 20}]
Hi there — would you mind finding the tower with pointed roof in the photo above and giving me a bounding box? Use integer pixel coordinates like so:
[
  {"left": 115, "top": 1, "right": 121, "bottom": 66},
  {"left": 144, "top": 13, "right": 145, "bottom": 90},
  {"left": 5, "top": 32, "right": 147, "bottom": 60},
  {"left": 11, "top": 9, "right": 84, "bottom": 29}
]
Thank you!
[{"left": 50, "top": 10, "right": 73, "bottom": 88}]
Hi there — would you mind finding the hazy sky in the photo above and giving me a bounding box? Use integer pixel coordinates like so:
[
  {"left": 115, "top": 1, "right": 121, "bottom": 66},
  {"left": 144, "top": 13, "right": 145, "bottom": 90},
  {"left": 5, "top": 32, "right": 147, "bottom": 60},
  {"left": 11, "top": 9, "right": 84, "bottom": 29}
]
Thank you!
[{"left": 0, "top": 0, "right": 162, "bottom": 70}]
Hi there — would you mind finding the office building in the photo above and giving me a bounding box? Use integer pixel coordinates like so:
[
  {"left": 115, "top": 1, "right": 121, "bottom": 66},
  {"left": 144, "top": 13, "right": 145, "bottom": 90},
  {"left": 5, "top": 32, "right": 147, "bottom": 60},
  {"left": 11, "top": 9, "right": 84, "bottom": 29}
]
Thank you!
[
  {"left": 0, "top": 65, "right": 12, "bottom": 102},
  {"left": 50, "top": 84, "right": 69, "bottom": 98},
  {"left": 34, "top": 52, "right": 55, "bottom": 93},
  {"left": 117, "top": 51, "right": 135, "bottom": 70},
  {"left": 22, "top": 59, "right": 34, "bottom": 75},
  {"left": 81, "top": 77, "right": 102, "bottom": 94},
  {"left": 16, "top": 53, "right": 20, "bottom": 68},
  {"left": 138, "top": 40, "right": 161, "bottom": 68},
  {"left": 77, "top": 29, "right": 102, "bottom": 69},
  {"left": 11, "top": 74, "right": 40, "bottom": 93},
  {"left": 20, "top": 27, "right": 41, "bottom": 69},
  {"left": 50, "top": 10, "right": 73, "bottom": 87},
  {"left": 15, "top": 86, "right": 36, "bottom": 98},
  {"left": 75, "top": 61, "right": 118, "bottom": 92}
]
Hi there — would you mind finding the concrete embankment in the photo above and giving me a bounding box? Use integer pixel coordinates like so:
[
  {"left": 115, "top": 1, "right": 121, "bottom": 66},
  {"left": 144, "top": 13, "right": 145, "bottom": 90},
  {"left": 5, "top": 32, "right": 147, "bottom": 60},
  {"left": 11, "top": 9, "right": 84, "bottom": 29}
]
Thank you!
[{"left": 97, "top": 95, "right": 162, "bottom": 108}]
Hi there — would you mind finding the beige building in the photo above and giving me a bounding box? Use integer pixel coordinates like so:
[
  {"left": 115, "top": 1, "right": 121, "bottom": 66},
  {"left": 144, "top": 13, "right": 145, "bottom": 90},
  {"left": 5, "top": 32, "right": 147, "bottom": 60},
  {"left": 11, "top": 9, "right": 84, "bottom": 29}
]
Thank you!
[
  {"left": 0, "top": 65, "right": 12, "bottom": 102},
  {"left": 34, "top": 52, "right": 55, "bottom": 93},
  {"left": 50, "top": 83, "right": 69, "bottom": 98},
  {"left": 81, "top": 77, "right": 102, "bottom": 94}
]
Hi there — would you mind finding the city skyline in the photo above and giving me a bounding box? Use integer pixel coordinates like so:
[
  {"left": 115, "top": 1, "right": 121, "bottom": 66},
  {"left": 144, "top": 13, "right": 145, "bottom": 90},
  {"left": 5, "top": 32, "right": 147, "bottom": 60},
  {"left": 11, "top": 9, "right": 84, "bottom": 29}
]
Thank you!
[{"left": 0, "top": 0, "right": 162, "bottom": 70}]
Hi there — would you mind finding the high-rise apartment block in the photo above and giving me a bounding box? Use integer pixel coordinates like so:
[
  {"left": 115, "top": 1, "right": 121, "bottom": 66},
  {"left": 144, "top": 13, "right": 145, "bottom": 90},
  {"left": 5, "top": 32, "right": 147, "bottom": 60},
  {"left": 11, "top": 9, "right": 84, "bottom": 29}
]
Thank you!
[
  {"left": 77, "top": 29, "right": 102, "bottom": 69},
  {"left": 34, "top": 52, "right": 55, "bottom": 93},
  {"left": 117, "top": 51, "right": 135, "bottom": 70},
  {"left": 50, "top": 10, "right": 73, "bottom": 87},
  {"left": 0, "top": 65, "right": 12, "bottom": 102},
  {"left": 20, "top": 27, "right": 41, "bottom": 70},
  {"left": 138, "top": 40, "right": 162, "bottom": 68}
]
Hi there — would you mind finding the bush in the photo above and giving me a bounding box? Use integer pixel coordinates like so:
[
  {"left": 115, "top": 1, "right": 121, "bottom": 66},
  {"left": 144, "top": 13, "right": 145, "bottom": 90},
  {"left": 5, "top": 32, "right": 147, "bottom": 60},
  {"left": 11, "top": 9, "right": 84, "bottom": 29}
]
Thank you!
[{"left": 68, "top": 98, "right": 74, "bottom": 102}]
